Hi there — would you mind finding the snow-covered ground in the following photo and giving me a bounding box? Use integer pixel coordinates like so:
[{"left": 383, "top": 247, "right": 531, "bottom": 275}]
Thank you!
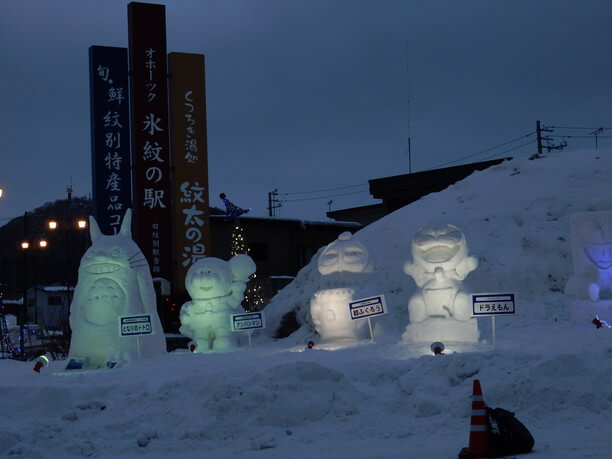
[{"left": 1, "top": 150, "right": 611, "bottom": 458}]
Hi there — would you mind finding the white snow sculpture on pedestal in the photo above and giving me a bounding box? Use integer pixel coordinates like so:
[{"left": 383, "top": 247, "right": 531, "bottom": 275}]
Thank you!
[
  {"left": 66, "top": 209, "right": 166, "bottom": 369},
  {"left": 565, "top": 211, "right": 612, "bottom": 324},
  {"left": 310, "top": 231, "right": 372, "bottom": 342},
  {"left": 179, "top": 254, "right": 256, "bottom": 352},
  {"left": 402, "top": 223, "right": 479, "bottom": 343}
]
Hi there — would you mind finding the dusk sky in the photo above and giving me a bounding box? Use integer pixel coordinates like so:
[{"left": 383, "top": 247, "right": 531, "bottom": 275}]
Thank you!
[{"left": 1, "top": 0, "right": 611, "bottom": 223}]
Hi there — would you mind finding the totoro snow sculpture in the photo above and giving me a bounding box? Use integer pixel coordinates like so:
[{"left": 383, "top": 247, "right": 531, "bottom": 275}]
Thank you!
[
  {"left": 310, "top": 231, "right": 373, "bottom": 342},
  {"left": 66, "top": 209, "right": 166, "bottom": 369},
  {"left": 403, "top": 223, "right": 479, "bottom": 343},
  {"left": 179, "top": 254, "right": 256, "bottom": 352}
]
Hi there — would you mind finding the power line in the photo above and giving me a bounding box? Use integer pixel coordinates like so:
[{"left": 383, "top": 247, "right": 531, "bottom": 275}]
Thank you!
[
  {"left": 479, "top": 139, "right": 537, "bottom": 161},
  {"left": 283, "top": 189, "right": 369, "bottom": 203},
  {"left": 281, "top": 183, "right": 367, "bottom": 195},
  {"left": 427, "top": 131, "right": 536, "bottom": 170},
  {"left": 550, "top": 135, "right": 612, "bottom": 139},
  {"left": 550, "top": 126, "right": 612, "bottom": 130}
]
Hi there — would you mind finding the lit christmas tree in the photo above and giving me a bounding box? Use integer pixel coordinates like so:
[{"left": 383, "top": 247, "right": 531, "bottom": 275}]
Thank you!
[{"left": 220, "top": 193, "right": 264, "bottom": 312}]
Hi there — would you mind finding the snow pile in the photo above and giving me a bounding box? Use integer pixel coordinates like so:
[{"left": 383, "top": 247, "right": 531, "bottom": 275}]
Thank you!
[
  {"left": 1, "top": 149, "right": 611, "bottom": 458},
  {"left": 264, "top": 150, "right": 611, "bottom": 342}
]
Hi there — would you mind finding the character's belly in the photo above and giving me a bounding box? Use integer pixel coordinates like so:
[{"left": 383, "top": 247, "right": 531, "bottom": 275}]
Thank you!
[{"left": 83, "top": 278, "right": 126, "bottom": 325}]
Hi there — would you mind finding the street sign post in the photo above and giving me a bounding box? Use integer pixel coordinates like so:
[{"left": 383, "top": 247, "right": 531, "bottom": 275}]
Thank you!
[
  {"left": 118, "top": 314, "right": 155, "bottom": 359},
  {"left": 349, "top": 295, "right": 388, "bottom": 341},
  {"left": 230, "top": 312, "right": 266, "bottom": 348},
  {"left": 470, "top": 293, "right": 516, "bottom": 348}
]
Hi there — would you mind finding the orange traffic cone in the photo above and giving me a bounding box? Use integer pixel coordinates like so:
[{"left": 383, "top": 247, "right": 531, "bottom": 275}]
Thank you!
[{"left": 458, "top": 379, "right": 495, "bottom": 458}]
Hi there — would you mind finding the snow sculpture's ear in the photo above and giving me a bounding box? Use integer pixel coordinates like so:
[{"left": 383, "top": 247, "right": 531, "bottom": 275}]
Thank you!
[
  {"left": 229, "top": 254, "right": 256, "bottom": 282},
  {"left": 120, "top": 208, "right": 132, "bottom": 238},
  {"left": 89, "top": 215, "right": 102, "bottom": 242}
]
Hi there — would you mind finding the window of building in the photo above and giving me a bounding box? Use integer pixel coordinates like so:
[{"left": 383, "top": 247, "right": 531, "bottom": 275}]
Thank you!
[
  {"left": 248, "top": 242, "right": 269, "bottom": 261},
  {"left": 48, "top": 295, "right": 63, "bottom": 306}
]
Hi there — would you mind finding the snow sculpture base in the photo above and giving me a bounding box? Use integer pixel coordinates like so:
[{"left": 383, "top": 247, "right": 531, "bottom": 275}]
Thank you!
[
  {"left": 572, "top": 300, "right": 612, "bottom": 326},
  {"left": 402, "top": 318, "right": 479, "bottom": 344},
  {"left": 311, "top": 288, "right": 365, "bottom": 343}
]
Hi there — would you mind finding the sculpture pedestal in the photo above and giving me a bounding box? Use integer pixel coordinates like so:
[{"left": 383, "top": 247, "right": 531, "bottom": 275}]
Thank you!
[
  {"left": 573, "top": 300, "right": 612, "bottom": 325},
  {"left": 402, "top": 317, "right": 479, "bottom": 343}
]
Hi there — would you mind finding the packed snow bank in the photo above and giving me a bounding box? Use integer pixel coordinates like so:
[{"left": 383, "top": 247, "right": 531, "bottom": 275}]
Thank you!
[{"left": 263, "top": 150, "right": 611, "bottom": 343}]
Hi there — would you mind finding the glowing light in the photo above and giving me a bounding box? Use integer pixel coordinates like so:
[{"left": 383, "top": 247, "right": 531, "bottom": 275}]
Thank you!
[
  {"left": 21, "top": 241, "right": 29, "bottom": 250},
  {"left": 77, "top": 219, "right": 87, "bottom": 229},
  {"left": 48, "top": 220, "right": 58, "bottom": 230},
  {"left": 38, "top": 239, "right": 48, "bottom": 248},
  {"left": 0, "top": 188, "right": 3, "bottom": 198}
]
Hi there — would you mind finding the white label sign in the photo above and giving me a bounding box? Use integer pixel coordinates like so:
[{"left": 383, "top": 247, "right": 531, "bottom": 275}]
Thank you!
[
  {"left": 119, "top": 314, "right": 154, "bottom": 336},
  {"left": 349, "top": 295, "right": 388, "bottom": 320},
  {"left": 231, "top": 312, "right": 266, "bottom": 331},
  {"left": 471, "top": 293, "right": 516, "bottom": 316}
]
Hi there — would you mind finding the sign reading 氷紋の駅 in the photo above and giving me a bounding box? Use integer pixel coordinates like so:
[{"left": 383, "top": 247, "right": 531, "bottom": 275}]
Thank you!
[
  {"left": 89, "top": 46, "right": 132, "bottom": 235},
  {"left": 168, "top": 52, "right": 210, "bottom": 295},
  {"left": 128, "top": 2, "right": 173, "bottom": 285}
]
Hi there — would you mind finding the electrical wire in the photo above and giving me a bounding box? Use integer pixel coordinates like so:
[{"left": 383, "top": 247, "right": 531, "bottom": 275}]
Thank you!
[
  {"left": 281, "top": 183, "right": 367, "bottom": 195},
  {"left": 550, "top": 126, "right": 612, "bottom": 130},
  {"left": 549, "top": 135, "right": 612, "bottom": 139},
  {"left": 283, "top": 189, "right": 370, "bottom": 203},
  {"left": 426, "top": 131, "right": 536, "bottom": 170},
  {"left": 479, "top": 139, "right": 537, "bottom": 161}
]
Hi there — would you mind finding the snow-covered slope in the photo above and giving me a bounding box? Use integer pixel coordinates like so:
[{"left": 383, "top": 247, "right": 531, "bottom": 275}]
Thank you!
[
  {"left": 264, "top": 150, "right": 611, "bottom": 342},
  {"left": 1, "top": 149, "right": 610, "bottom": 458}
]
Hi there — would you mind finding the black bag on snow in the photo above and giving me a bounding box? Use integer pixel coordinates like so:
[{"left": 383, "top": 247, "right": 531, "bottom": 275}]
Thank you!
[{"left": 487, "top": 407, "right": 535, "bottom": 455}]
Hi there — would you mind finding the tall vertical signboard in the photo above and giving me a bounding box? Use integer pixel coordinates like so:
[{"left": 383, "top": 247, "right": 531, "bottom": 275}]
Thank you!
[
  {"left": 128, "top": 2, "right": 173, "bottom": 285},
  {"left": 89, "top": 46, "right": 132, "bottom": 235},
  {"left": 168, "top": 52, "right": 210, "bottom": 295}
]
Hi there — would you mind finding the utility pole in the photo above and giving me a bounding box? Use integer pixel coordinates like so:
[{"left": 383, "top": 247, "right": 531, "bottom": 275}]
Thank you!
[
  {"left": 591, "top": 127, "right": 603, "bottom": 149},
  {"left": 536, "top": 120, "right": 566, "bottom": 155},
  {"left": 267, "top": 189, "right": 282, "bottom": 217}
]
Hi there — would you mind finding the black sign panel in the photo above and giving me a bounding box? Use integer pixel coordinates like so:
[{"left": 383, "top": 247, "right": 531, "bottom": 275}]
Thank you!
[
  {"left": 128, "top": 2, "right": 173, "bottom": 285},
  {"left": 89, "top": 45, "right": 132, "bottom": 235}
]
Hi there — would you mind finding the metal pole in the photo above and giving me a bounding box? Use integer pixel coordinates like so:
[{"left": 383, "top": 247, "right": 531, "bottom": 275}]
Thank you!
[
  {"left": 367, "top": 318, "right": 374, "bottom": 342},
  {"left": 536, "top": 120, "right": 543, "bottom": 156}
]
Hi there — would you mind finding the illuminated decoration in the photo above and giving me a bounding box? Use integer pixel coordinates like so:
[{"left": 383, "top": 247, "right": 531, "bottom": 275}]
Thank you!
[
  {"left": 179, "top": 254, "right": 256, "bottom": 352},
  {"left": 220, "top": 193, "right": 251, "bottom": 225},
  {"left": 21, "top": 241, "right": 30, "bottom": 250},
  {"left": 65, "top": 209, "right": 166, "bottom": 369},
  {"left": 402, "top": 224, "right": 479, "bottom": 343},
  {"left": 77, "top": 219, "right": 87, "bottom": 229},
  {"left": 221, "top": 193, "right": 263, "bottom": 311},
  {"left": 310, "top": 232, "right": 373, "bottom": 342},
  {"left": 48, "top": 220, "right": 58, "bottom": 230},
  {"left": 565, "top": 211, "right": 612, "bottom": 324},
  {"left": 38, "top": 240, "right": 48, "bottom": 249}
]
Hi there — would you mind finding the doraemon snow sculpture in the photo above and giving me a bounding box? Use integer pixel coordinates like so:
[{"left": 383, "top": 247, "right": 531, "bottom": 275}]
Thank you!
[
  {"left": 403, "top": 223, "right": 479, "bottom": 343},
  {"left": 310, "top": 231, "right": 373, "bottom": 342},
  {"left": 66, "top": 209, "right": 166, "bottom": 369},
  {"left": 179, "top": 254, "right": 256, "bottom": 352}
]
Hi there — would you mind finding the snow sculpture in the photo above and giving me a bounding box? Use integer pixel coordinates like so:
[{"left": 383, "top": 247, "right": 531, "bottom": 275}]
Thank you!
[
  {"left": 310, "top": 231, "right": 373, "bottom": 342},
  {"left": 179, "top": 254, "right": 256, "bottom": 352},
  {"left": 565, "top": 211, "right": 612, "bottom": 324},
  {"left": 66, "top": 209, "right": 166, "bottom": 369},
  {"left": 403, "top": 224, "right": 479, "bottom": 343}
]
